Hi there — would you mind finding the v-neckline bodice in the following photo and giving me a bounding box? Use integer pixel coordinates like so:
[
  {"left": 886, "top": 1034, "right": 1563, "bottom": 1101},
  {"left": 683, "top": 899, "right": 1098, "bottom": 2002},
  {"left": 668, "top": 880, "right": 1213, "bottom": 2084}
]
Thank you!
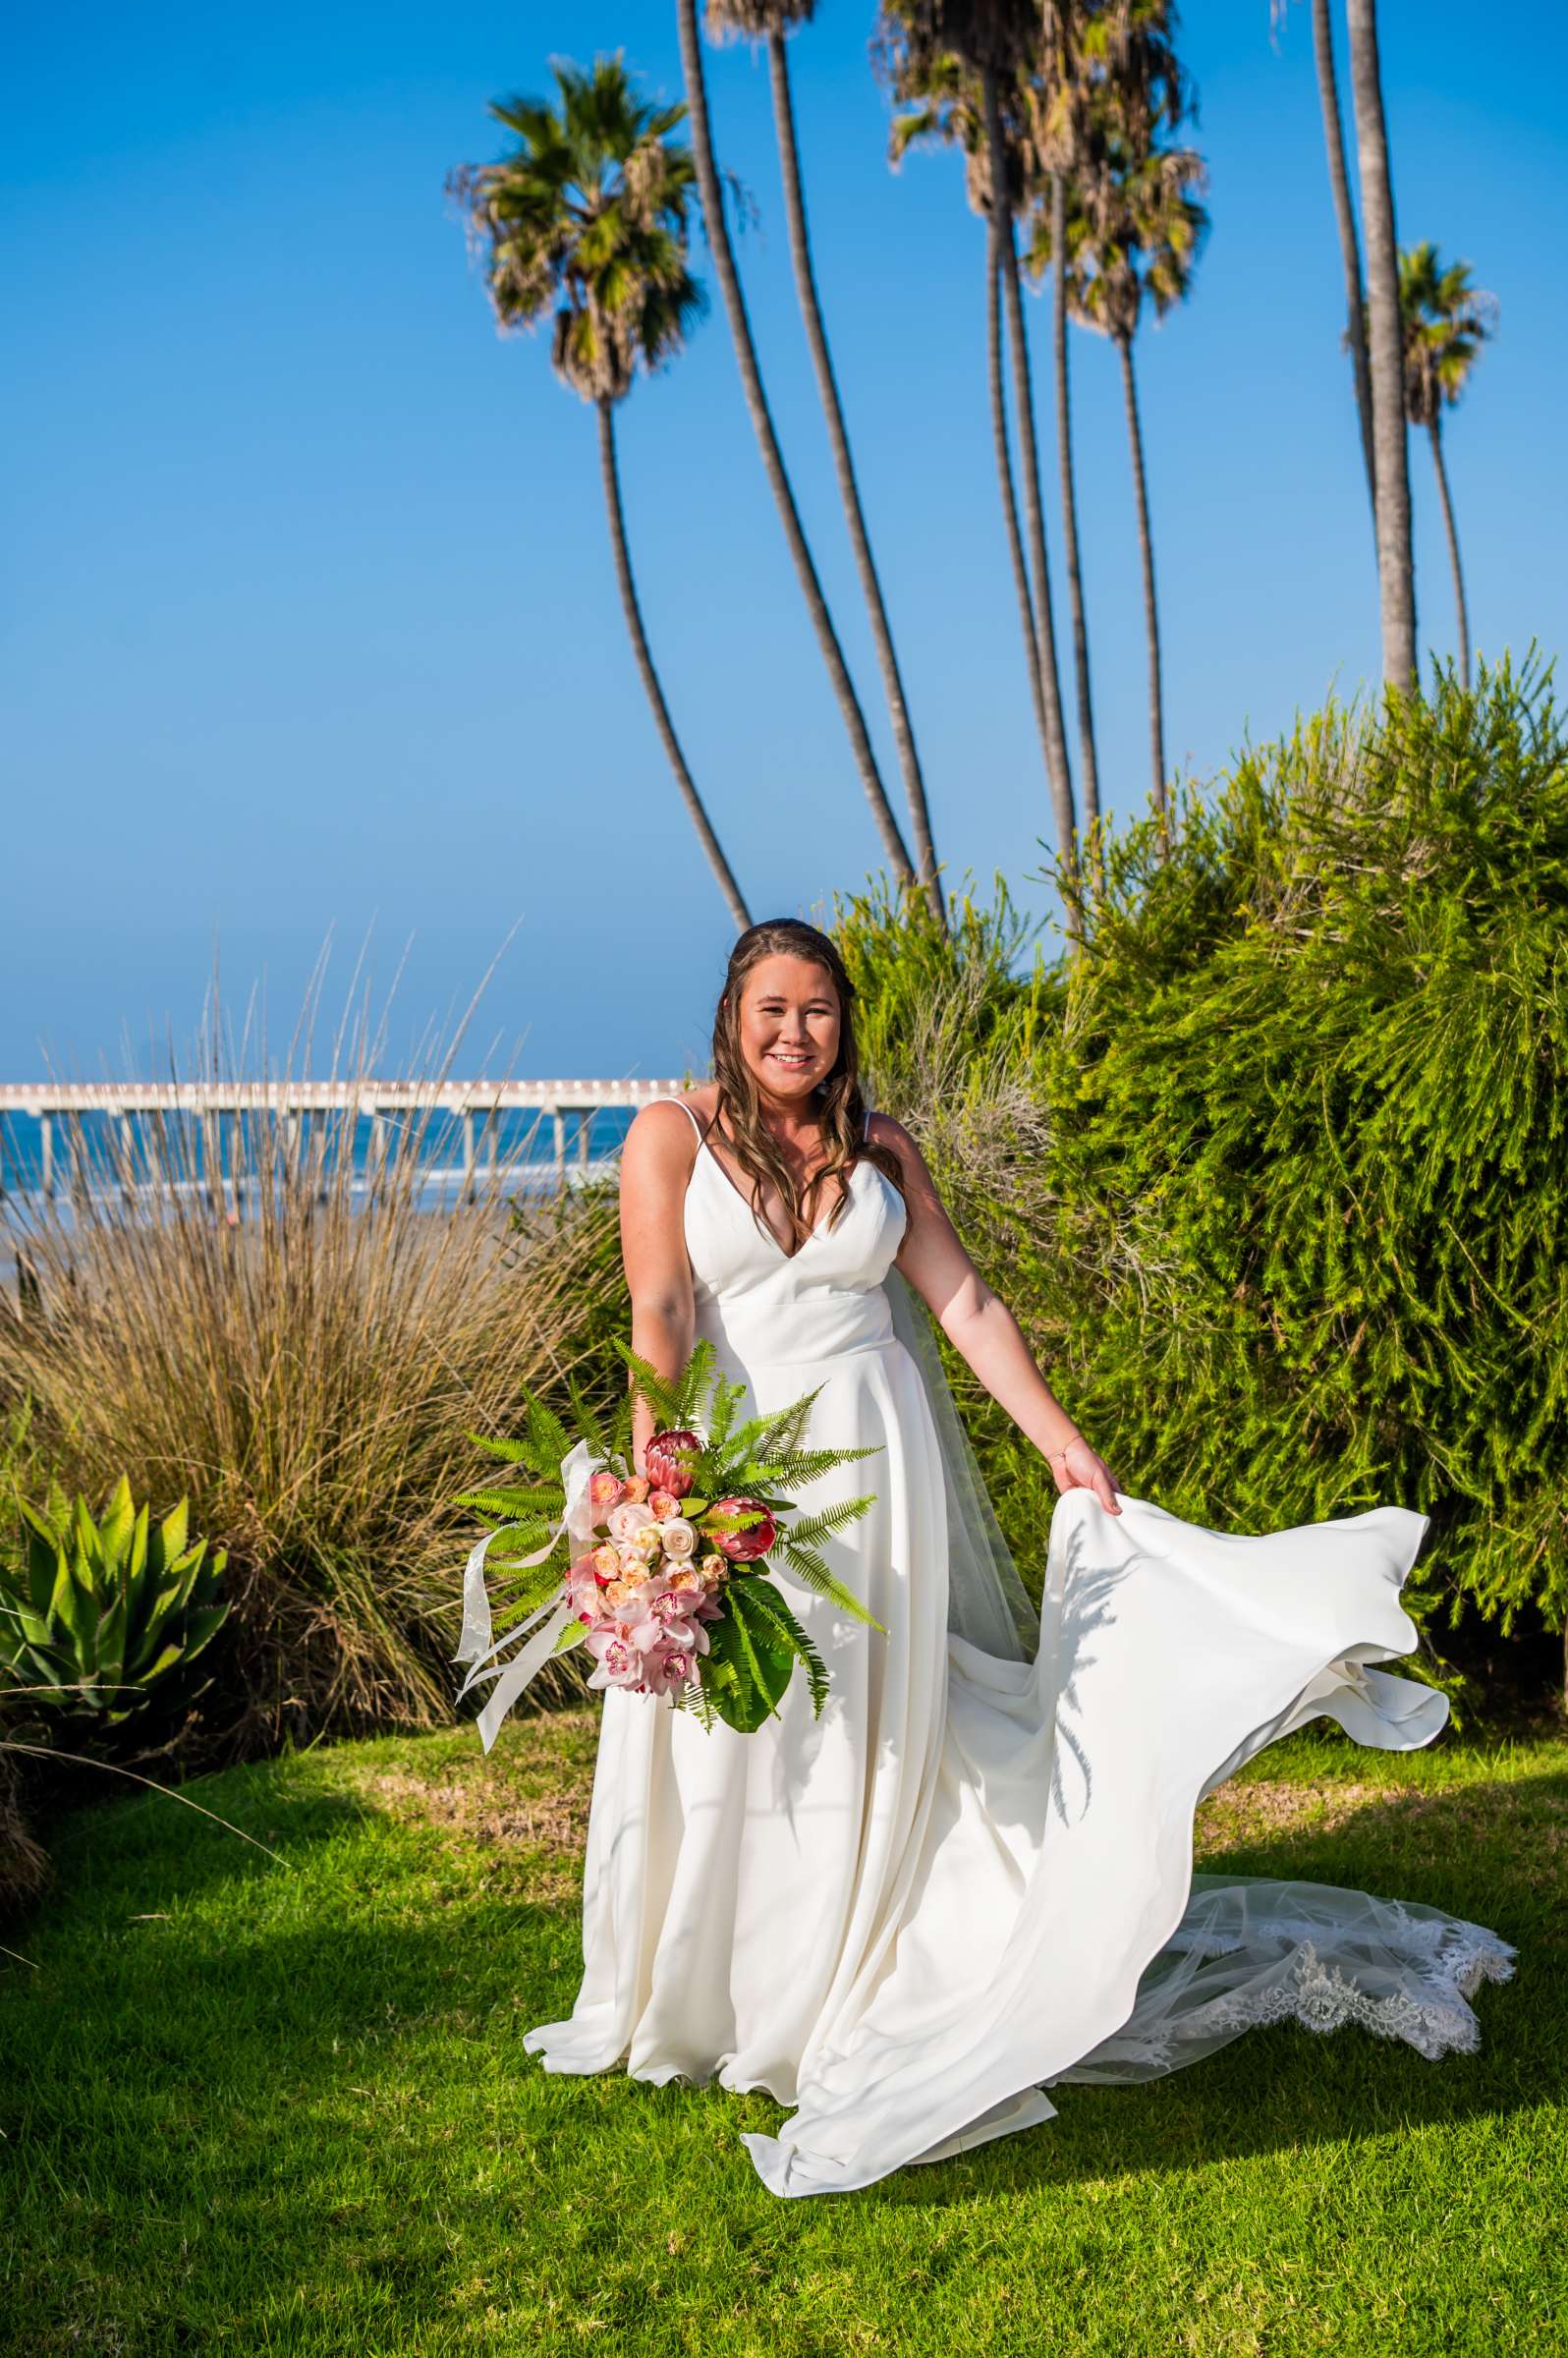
[{"left": 695, "top": 1128, "right": 857, "bottom": 1263}]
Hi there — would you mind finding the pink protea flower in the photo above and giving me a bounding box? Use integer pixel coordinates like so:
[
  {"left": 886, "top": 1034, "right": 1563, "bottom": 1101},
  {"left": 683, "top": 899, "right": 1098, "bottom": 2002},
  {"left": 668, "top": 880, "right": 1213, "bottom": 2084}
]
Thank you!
[
  {"left": 708, "top": 1496, "right": 777, "bottom": 1562},
  {"left": 644, "top": 1430, "right": 700, "bottom": 1497},
  {"left": 588, "top": 1469, "right": 627, "bottom": 1521}
]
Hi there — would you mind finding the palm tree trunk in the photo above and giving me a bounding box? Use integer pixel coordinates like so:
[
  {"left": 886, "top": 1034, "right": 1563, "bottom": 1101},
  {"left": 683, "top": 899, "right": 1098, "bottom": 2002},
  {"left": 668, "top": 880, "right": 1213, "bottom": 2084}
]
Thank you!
[
  {"left": 982, "top": 64, "right": 1077, "bottom": 876},
  {"left": 1116, "top": 332, "right": 1166, "bottom": 820},
  {"left": 1345, "top": 0, "right": 1417, "bottom": 691},
  {"left": 1051, "top": 171, "right": 1099, "bottom": 828},
  {"left": 987, "top": 249, "right": 1058, "bottom": 806},
  {"left": 1311, "top": 0, "right": 1376, "bottom": 527},
  {"left": 1428, "top": 415, "right": 1470, "bottom": 690},
  {"left": 598, "top": 401, "right": 752, "bottom": 933},
  {"left": 675, "top": 0, "right": 916, "bottom": 888},
  {"left": 767, "top": 28, "right": 942, "bottom": 926}
]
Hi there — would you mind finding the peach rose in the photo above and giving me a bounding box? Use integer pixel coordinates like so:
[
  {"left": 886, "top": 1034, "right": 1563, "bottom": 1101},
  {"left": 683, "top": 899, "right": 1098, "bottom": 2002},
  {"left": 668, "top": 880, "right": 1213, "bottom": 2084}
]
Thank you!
[{"left": 588, "top": 1469, "right": 627, "bottom": 1519}]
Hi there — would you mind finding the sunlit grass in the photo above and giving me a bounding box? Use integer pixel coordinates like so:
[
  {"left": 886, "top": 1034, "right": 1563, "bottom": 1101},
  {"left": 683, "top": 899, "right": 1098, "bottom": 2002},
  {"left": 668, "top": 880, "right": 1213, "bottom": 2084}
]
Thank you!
[{"left": 0, "top": 1712, "right": 1558, "bottom": 2356}]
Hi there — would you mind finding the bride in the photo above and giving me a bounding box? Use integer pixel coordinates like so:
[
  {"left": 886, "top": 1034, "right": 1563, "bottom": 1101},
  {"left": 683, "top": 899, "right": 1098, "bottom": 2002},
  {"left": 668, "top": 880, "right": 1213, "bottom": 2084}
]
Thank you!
[{"left": 524, "top": 917, "right": 1514, "bottom": 2197}]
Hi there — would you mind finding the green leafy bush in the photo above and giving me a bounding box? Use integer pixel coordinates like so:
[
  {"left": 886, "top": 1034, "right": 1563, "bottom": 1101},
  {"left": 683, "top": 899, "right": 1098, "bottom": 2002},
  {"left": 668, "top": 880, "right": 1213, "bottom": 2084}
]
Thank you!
[
  {"left": 3, "top": 1478, "right": 229, "bottom": 1726},
  {"left": 839, "top": 654, "right": 1568, "bottom": 1674}
]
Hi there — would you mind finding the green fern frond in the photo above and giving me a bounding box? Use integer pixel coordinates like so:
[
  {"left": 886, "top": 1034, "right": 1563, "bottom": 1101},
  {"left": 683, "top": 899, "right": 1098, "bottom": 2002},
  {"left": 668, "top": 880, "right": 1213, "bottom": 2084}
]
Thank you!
[
  {"left": 704, "top": 1371, "right": 749, "bottom": 1455},
  {"left": 610, "top": 1339, "right": 689, "bottom": 1432},
  {"left": 453, "top": 1484, "right": 561, "bottom": 1523},
  {"left": 744, "top": 1581, "right": 831, "bottom": 1717},
  {"left": 465, "top": 1432, "right": 535, "bottom": 1466},
  {"left": 742, "top": 1443, "right": 883, "bottom": 1490},
  {"left": 774, "top": 1540, "right": 886, "bottom": 1632},
  {"left": 747, "top": 1389, "right": 823, "bottom": 1463},
  {"left": 565, "top": 1375, "right": 611, "bottom": 1465},
  {"left": 781, "top": 1495, "right": 878, "bottom": 1551},
  {"left": 489, "top": 1574, "right": 568, "bottom": 1632}
]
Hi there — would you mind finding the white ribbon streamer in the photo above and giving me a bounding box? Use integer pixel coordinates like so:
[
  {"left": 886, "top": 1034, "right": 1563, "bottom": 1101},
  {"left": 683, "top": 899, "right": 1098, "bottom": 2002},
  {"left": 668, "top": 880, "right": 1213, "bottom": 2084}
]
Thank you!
[{"left": 453, "top": 1437, "right": 600, "bottom": 1754}]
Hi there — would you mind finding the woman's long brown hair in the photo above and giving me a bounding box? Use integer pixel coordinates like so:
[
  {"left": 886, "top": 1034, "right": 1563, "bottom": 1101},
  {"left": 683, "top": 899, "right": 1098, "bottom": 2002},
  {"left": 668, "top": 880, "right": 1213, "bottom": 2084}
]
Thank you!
[{"left": 706, "top": 918, "right": 907, "bottom": 1252}]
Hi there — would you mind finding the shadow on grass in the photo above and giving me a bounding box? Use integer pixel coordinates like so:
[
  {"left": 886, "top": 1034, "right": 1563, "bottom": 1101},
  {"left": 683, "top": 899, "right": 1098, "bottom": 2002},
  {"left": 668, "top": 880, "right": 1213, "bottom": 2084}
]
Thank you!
[{"left": 1, "top": 1754, "right": 1558, "bottom": 2253}]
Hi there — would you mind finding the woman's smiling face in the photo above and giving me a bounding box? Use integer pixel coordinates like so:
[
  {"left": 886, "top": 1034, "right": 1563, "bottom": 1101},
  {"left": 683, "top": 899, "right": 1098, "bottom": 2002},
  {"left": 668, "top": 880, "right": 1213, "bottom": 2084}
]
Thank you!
[{"left": 730, "top": 953, "right": 841, "bottom": 1107}]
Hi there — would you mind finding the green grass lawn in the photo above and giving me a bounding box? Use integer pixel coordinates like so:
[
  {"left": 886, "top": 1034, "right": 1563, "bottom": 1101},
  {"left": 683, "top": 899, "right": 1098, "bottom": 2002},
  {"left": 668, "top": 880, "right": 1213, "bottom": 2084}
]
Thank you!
[{"left": 1, "top": 1712, "right": 1561, "bottom": 2358}]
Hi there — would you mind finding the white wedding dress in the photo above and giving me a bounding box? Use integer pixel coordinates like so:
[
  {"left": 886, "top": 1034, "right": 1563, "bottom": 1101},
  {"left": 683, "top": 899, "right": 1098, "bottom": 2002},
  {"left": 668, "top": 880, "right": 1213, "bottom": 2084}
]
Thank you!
[{"left": 524, "top": 1105, "right": 1515, "bottom": 2197}]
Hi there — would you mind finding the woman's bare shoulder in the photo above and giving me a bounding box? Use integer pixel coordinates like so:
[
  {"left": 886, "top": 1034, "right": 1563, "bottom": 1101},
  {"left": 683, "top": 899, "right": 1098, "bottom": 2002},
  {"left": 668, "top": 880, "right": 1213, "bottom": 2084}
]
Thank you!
[
  {"left": 865, "top": 1108, "right": 923, "bottom": 1168},
  {"left": 865, "top": 1110, "right": 944, "bottom": 1208},
  {"left": 623, "top": 1091, "right": 711, "bottom": 1162}
]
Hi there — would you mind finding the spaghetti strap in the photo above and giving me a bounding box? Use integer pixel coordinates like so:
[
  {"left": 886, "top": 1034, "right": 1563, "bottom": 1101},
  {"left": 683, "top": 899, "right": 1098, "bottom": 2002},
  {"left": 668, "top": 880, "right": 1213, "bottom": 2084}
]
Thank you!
[{"left": 669, "top": 1095, "right": 705, "bottom": 1143}]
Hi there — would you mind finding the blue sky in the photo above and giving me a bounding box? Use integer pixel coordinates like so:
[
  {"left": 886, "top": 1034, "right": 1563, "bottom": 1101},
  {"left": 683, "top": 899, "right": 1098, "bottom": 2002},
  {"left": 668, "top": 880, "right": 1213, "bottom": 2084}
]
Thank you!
[{"left": 6, "top": 0, "right": 1564, "bottom": 1084}]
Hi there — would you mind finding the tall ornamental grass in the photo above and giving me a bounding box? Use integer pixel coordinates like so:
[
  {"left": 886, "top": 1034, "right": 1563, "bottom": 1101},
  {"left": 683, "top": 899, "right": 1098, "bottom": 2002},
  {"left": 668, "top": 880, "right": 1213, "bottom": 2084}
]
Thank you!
[
  {"left": 0, "top": 989, "right": 620, "bottom": 1751},
  {"left": 839, "top": 654, "right": 1568, "bottom": 1695}
]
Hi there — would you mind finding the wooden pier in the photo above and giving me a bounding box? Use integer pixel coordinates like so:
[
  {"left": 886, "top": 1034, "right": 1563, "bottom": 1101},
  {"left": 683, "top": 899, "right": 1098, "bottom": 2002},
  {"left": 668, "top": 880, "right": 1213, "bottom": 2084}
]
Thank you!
[{"left": 0, "top": 1078, "right": 687, "bottom": 1200}]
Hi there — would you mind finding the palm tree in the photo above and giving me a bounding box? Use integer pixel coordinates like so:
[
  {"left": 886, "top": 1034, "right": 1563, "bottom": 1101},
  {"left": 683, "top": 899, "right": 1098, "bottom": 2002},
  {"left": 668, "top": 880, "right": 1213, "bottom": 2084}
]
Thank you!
[
  {"left": 877, "top": 9, "right": 1078, "bottom": 883},
  {"left": 1399, "top": 242, "right": 1496, "bottom": 690},
  {"left": 705, "top": 1, "right": 944, "bottom": 926},
  {"left": 1062, "top": 18, "right": 1204, "bottom": 821},
  {"left": 1070, "top": 131, "right": 1203, "bottom": 829},
  {"left": 1025, "top": 1, "right": 1101, "bottom": 827},
  {"left": 448, "top": 60, "right": 752, "bottom": 932},
  {"left": 1305, "top": 0, "right": 1376, "bottom": 525},
  {"left": 673, "top": 0, "right": 918, "bottom": 891},
  {"left": 1345, "top": 0, "right": 1416, "bottom": 689},
  {"left": 1045, "top": 167, "right": 1098, "bottom": 825}
]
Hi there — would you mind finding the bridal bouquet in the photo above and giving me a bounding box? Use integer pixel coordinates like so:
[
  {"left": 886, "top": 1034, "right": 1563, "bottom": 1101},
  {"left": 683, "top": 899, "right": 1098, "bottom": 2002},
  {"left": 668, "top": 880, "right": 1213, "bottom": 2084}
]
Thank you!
[{"left": 453, "top": 1338, "right": 883, "bottom": 1750}]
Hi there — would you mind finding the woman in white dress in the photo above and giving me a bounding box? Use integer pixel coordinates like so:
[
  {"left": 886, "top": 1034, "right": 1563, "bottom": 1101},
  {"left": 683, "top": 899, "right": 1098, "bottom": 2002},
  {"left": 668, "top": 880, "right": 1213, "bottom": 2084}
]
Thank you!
[{"left": 524, "top": 918, "right": 1514, "bottom": 2197}]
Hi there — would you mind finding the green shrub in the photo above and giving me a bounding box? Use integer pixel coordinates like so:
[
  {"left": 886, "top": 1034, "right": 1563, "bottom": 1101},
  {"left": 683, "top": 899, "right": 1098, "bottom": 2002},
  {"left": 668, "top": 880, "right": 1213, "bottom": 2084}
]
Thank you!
[
  {"left": 3, "top": 1478, "right": 228, "bottom": 1728},
  {"left": 839, "top": 653, "right": 1568, "bottom": 1672}
]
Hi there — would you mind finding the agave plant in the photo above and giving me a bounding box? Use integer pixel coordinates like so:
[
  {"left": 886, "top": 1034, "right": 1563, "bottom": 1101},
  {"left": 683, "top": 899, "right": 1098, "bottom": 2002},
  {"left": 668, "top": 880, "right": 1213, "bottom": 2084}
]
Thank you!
[{"left": 1, "top": 1479, "right": 229, "bottom": 1726}]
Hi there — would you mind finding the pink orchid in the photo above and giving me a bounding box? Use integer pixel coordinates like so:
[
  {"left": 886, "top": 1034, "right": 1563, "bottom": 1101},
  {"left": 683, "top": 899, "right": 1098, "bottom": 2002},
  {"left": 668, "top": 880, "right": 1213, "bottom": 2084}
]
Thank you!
[
  {"left": 585, "top": 1633, "right": 646, "bottom": 1692},
  {"left": 642, "top": 1638, "right": 700, "bottom": 1699}
]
